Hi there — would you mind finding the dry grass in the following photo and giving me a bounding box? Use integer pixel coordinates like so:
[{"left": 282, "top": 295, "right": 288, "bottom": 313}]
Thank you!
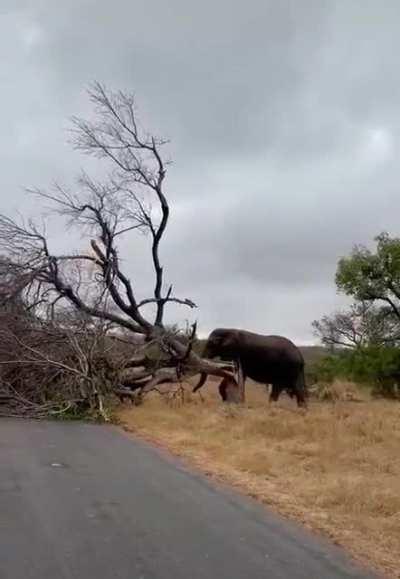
[{"left": 116, "top": 380, "right": 400, "bottom": 578}]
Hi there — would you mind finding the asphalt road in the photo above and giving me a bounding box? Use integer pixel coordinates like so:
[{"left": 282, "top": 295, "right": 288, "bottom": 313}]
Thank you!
[{"left": 0, "top": 419, "right": 377, "bottom": 579}]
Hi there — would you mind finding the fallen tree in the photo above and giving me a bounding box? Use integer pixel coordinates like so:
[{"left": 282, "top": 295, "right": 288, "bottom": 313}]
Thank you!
[{"left": 0, "top": 83, "right": 236, "bottom": 418}]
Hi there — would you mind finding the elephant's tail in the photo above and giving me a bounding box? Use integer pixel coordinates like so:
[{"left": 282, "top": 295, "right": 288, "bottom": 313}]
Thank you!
[{"left": 296, "top": 366, "right": 308, "bottom": 407}]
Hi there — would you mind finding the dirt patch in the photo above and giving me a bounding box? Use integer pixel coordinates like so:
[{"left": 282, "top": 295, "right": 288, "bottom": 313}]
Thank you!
[{"left": 116, "top": 380, "right": 400, "bottom": 578}]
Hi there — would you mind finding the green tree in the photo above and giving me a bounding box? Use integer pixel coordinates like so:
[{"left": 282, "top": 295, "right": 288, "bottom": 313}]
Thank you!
[
  {"left": 336, "top": 232, "right": 400, "bottom": 322},
  {"left": 312, "top": 233, "right": 400, "bottom": 397}
]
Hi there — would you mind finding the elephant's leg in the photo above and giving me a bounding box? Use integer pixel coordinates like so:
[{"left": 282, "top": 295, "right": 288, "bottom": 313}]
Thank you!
[
  {"left": 280, "top": 384, "right": 306, "bottom": 407},
  {"left": 294, "top": 388, "right": 307, "bottom": 408},
  {"left": 219, "top": 376, "right": 241, "bottom": 403},
  {"left": 269, "top": 383, "right": 282, "bottom": 403},
  {"left": 284, "top": 383, "right": 307, "bottom": 407}
]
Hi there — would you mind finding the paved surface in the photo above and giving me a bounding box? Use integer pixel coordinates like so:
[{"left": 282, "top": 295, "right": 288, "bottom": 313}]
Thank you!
[{"left": 0, "top": 419, "right": 377, "bottom": 579}]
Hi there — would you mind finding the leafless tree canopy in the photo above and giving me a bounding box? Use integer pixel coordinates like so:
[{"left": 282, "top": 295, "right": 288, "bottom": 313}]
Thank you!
[
  {"left": 0, "top": 83, "right": 235, "bottom": 417},
  {"left": 312, "top": 302, "right": 400, "bottom": 350}
]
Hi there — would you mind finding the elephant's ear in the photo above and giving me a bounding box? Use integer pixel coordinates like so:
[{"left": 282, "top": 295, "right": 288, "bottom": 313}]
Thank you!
[
  {"left": 232, "top": 330, "right": 241, "bottom": 350},
  {"left": 223, "top": 330, "right": 240, "bottom": 353}
]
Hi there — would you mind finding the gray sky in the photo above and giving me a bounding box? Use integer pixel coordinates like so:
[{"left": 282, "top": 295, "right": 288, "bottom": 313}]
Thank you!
[{"left": 1, "top": 1, "right": 400, "bottom": 343}]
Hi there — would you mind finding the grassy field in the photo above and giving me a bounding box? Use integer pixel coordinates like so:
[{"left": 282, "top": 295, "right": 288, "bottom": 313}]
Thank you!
[{"left": 116, "top": 380, "right": 400, "bottom": 578}]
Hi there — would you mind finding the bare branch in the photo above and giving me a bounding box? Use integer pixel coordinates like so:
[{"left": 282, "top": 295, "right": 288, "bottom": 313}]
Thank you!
[
  {"left": 137, "top": 296, "right": 197, "bottom": 309},
  {"left": 0, "top": 83, "right": 239, "bottom": 415},
  {"left": 313, "top": 301, "right": 400, "bottom": 349}
]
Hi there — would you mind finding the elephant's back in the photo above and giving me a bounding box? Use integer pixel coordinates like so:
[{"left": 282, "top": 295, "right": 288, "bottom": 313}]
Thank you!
[
  {"left": 240, "top": 331, "right": 302, "bottom": 360},
  {"left": 238, "top": 331, "right": 304, "bottom": 382}
]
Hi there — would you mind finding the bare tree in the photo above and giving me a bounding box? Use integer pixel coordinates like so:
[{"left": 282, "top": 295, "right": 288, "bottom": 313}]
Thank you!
[
  {"left": 0, "top": 83, "right": 235, "bottom": 413},
  {"left": 312, "top": 302, "right": 400, "bottom": 350}
]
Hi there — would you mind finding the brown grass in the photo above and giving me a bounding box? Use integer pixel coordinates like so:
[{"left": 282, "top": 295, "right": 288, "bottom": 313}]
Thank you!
[{"left": 116, "top": 380, "right": 400, "bottom": 578}]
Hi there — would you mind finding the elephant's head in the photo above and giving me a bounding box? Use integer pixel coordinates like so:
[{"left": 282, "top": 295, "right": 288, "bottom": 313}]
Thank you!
[{"left": 203, "top": 328, "right": 239, "bottom": 361}]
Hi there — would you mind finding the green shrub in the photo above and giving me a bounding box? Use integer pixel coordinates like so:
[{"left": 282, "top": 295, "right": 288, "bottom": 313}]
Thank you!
[{"left": 312, "top": 347, "right": 400, "bottom": 399}]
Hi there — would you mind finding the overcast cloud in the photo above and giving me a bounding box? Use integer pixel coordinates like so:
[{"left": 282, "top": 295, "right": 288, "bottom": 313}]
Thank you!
[{"left": 1, "top": 1, "right": 400, "bottom": 343}]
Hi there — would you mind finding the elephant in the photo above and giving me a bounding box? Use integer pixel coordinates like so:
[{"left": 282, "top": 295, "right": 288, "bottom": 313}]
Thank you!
[{"left": 193, "top": 328, "right": 307, "bottom": 407}]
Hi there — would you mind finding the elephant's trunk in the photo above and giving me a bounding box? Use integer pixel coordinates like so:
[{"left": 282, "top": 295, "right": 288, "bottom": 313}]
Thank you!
[{"left": 192, "top": 372, "right": 207, "bottom": 393}]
